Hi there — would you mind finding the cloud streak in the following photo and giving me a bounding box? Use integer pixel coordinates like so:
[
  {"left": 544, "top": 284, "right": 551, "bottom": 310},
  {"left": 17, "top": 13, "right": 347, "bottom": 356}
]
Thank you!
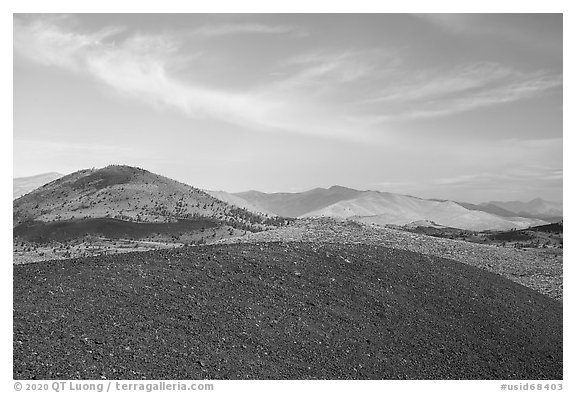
[
  {"left": 13, "top": 15, "right": 562, "bottom": 140},
  {"left": 190, "top": 23, "right": 308, "bottom": 37},
  {"left": 14, "top": 16, "right": 354, "bottom": 140},
  {"left": 83, "top": 36, "right": 279, "bottom": 129},
  {"left": 414, "top": 14, "right": 488, "bottom": 35},
  {"left": 364, "top": 63, "right": 516, "bottom": 104},
  {"left": 283, "top": 52, "right": 376, "bottom": 83},
  {"left": 429, "top": 167, "right": 563, "bottom": 200},
  {"left": 13, "top": 16, "right": 123, "bottom": 72},
  {"left": 14, "top": 16, "right": 396, "bottom": 146},
  {"left": 357, "top": 64, "right": 561, "bottom": 122},
  {"left": 414, "top": 14, "right": 563, "bottom": 52}
]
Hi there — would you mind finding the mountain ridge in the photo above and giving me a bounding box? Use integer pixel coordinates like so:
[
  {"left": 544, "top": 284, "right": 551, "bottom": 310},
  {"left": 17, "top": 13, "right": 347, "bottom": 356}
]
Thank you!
[
  {"left": 483, "top": 199, "right": 562, "bottom": 218},
  {"left": 208, "top": 186, "right": 553, "bottom": 231},
  {"left": 15, "top": 169, "right": 559, "bottom": 232}
]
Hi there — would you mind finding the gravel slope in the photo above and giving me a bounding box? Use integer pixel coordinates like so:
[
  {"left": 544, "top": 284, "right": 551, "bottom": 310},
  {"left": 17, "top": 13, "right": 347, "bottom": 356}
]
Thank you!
[
  {"left": 217, "top": 219, "right": 563, "bottom": 301},
  {"left": 14, "top": 242, "right": 562, "bottom": 380}
]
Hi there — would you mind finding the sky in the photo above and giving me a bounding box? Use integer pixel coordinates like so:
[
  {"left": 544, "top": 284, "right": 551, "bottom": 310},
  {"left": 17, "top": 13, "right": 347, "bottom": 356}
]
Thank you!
[{"left": 13, "top": 13, "right": 563, "bottom": 203}]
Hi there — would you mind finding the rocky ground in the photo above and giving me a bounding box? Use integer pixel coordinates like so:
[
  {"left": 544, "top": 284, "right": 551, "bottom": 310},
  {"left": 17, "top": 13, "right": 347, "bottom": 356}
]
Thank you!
[
  {"left": 14, "top": 242, "right": 562, "bottom": 380},
  {"left": 216, "top": 219, "right": 563, "bottom": 301},
  {"left": 12, "top": 238, "right": 182, "bottom": 265}
]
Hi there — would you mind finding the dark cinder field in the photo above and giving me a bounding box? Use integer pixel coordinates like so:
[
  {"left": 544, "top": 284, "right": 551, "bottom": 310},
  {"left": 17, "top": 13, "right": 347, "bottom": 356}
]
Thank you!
[
  {"left": 13, "top": 217, "right": 219, "bottom": 243},
  {"left": 13, "top": 242, "right": 562, "bottom": 380}
]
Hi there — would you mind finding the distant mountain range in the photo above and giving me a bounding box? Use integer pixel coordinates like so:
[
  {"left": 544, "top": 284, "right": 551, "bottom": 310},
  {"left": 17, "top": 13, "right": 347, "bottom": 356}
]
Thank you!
[
  {"left": 13, "top": 172, "right": 63, "bottom": 199},
  {"left": 483, "top": 199, "right": 563, "bottom": 220},
  {"left": 14, "top": 167, "right": 560, "bottom": 233},
  {"left": 207, "top": 186, "right": 558, "bottom": 231}
]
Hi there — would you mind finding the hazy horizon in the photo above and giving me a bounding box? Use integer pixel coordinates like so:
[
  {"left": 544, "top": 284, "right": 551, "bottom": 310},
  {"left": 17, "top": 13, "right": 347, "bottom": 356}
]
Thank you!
[
  {"left": 12, "top": 165, "right": 562, "bottom": 205},
  {"left": 14, "top": 14, "right": 562, "bottom": 204}
]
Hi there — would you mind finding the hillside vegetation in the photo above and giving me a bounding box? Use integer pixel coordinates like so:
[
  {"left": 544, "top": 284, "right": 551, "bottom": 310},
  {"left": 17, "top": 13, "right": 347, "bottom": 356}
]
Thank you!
[{"left": 13, "top": 165, "right": 287, "bottom": 236}]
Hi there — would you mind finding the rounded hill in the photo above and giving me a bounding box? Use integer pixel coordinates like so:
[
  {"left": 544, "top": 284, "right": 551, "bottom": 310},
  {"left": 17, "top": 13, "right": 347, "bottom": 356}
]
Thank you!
[{"left": 13, "top": 165, "right": 284, "bottom": 237}]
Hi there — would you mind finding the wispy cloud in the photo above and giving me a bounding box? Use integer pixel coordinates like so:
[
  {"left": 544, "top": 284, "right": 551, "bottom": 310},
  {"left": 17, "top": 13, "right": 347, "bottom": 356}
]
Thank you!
[
  {"left": 356, "top": 64, "right": 561, "bottom": 122},
  {"left": 190, "top": 23, "right": 308, "bottom": 38},
  {"left": 282, "top": 52, "right": 376, "bottom": 83},
  {"left": 266, "top": 50, "right": 399, "bottom": 101},
  {"left": 429, "top": 138, "right": 562, "bottom": 189},
  {"left": 14, "top": 16, "right": 360, "bottom": 141},
  {"left": 13, "top": 16, "right": 124, "bottom": 72},
  {"left": 364, "top": 62, "right": 515, "bottom": 104},
  {"left": 13, "top": 15, "right": 562, "bottom": 141},
  {"left": 414, "top": 14, "right": 483, "bottom": 35},
  {"left": 417, "top": 165, "right": 563, "bottom": 203},
  {"left": 395, "top": 75, "right": 561, "bottom": 120},
  {"left": 13, "top": 18, "right": 262, "bottom": 123},
  {"left": 368, "top": 163, "right": 563, "bottom": 202},
  {"left": 414, "top": 14, "right": 562, "bottom": 50},
  {"left": 431, "top": 167, "right": 563, "bottom": 188},
  {"left": 83, "top": 34, "right": 279, "bottom": 128}
]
